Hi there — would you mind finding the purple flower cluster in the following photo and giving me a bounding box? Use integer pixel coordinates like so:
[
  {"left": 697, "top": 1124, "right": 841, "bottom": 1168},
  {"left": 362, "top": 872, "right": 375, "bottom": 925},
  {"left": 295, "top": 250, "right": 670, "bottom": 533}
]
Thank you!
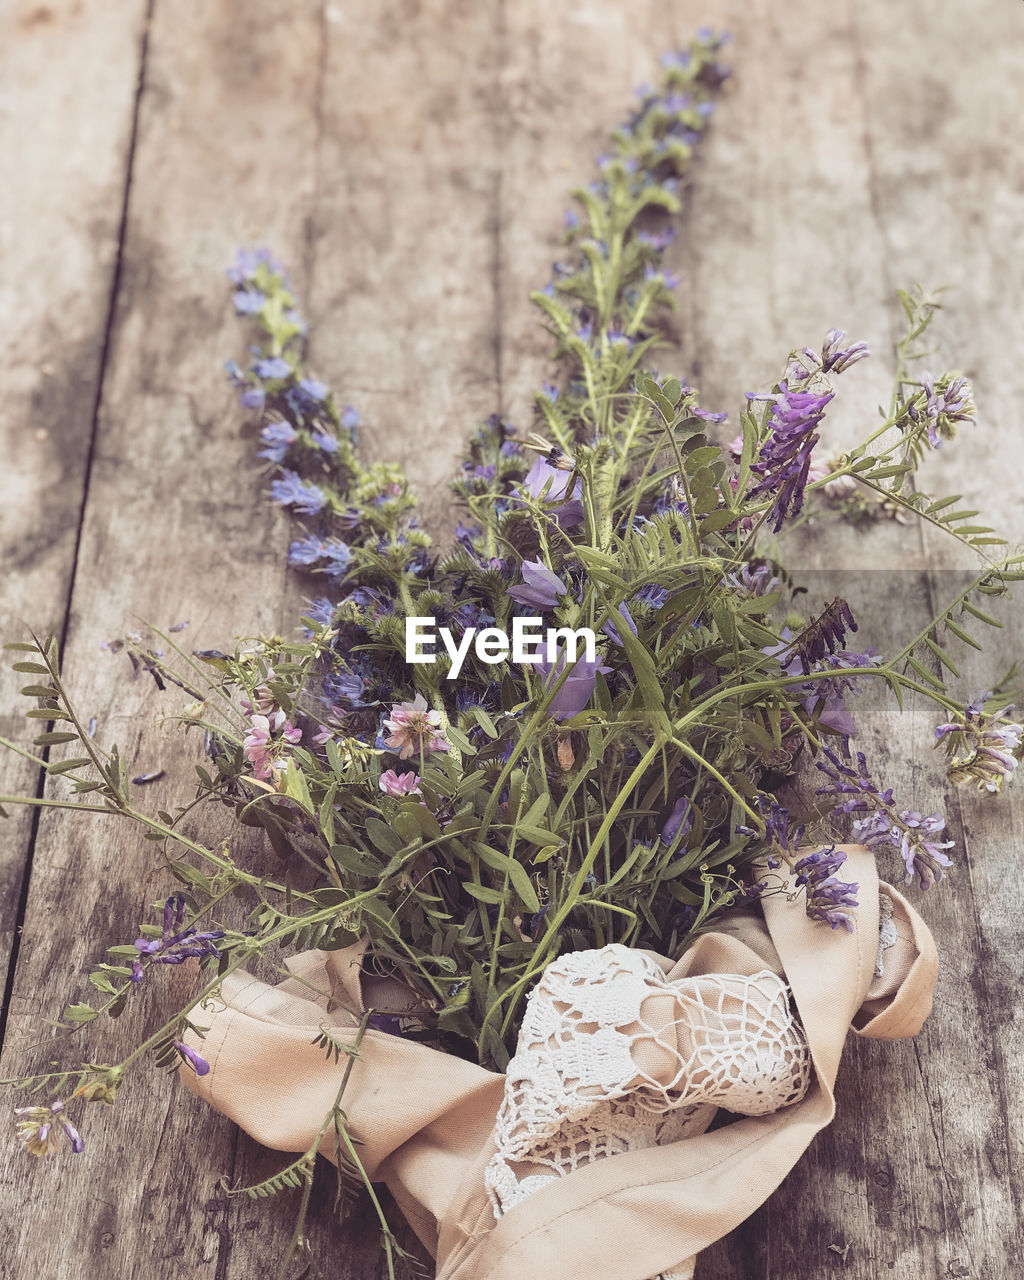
[
  {"left": 14, "top": 1100, "right": 86, "bottom": 1158},
  {"left": 737, "top": 794, "right": 805, "bottom": 855},
  {"left": 908, "top": 373, "right": 975, "bottom": 449},
  {"left": 816, "top": 750, "right": 953, "bottom": 888},
  {"left": 793, "top": 846, "right": 858, "bottom": 932},
  {"left": 747, "top": 384, "right": 834, "bottom": 531},
  {"left": 270, "top": 469, "right": 326, "bottom": 515},
  {"left": 287, "top": 534, "right": 352, "bottom": 581},
  {"left": 936, "top": 692, "right": 1023, "bottom": 794},
  {"left": 131, "top": 893, "right": 225, "bottom": 983}
]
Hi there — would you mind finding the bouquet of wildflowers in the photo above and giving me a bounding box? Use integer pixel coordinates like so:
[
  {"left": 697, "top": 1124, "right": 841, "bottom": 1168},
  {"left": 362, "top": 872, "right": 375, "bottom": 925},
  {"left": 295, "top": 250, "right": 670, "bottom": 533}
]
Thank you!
[{"left": 3, "top": 29, "right": 1022, "bottom": 1277}]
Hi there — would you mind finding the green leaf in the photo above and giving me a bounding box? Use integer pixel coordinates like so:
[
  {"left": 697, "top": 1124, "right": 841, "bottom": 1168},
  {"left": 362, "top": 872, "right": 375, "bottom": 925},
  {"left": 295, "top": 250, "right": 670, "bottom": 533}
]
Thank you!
[
  {"left": 12, "top": 662, "right": 50, "bottom": 674},
  {"left": 33, "top": 731, "right": 79, "bottom": 745},
  {"left": 278, "top": 759, "right": 314, "bottom": 814},
  {"left": 63, "top": 1004, "right": 99, "bottom": 1024},
  {"left": 364, "top": 817, "right": 404, "bottom": 855},
  {"left": 462, "top": 882, "right": 506, "bottom": 905},
  {"left": 46, "top": 757, "right": 92, "bottom": 776},
  {"left": 698, "top": 508, "right": 736, "bottom": 536}
]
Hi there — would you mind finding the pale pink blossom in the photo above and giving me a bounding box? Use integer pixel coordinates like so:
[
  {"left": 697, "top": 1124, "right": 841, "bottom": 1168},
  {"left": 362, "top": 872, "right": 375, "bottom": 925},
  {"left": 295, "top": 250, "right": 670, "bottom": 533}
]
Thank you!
[
  {"left": 383, "top": 694, "right": 449, "bottom": 760},
  {"left": 378, "top": 769, "right": 422, "bottom": 798}
]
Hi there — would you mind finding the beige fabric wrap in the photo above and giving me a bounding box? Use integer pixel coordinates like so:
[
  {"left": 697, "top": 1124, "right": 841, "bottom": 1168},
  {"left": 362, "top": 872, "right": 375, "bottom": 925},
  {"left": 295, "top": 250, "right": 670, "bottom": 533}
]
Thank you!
[{"left": 181, "top": 845, "right": 937, "bottom": 1279}]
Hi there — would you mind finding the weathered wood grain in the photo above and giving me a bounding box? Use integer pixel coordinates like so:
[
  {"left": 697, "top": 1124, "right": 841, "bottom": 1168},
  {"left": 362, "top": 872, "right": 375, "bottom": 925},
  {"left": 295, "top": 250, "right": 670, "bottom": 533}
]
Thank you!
[
  {"left": 0, "top": 0, "right": 149, "bottom": 1021},
  {"left": 0, "top": 2, "right": 336, "bottom": 1276},
  {"left": 2, "top": 1, "right": 1022, "bottom": 1277}
]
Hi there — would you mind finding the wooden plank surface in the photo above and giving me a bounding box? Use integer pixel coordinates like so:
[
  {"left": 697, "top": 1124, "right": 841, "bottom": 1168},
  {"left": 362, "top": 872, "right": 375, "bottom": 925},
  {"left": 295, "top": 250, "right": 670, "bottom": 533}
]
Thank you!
[
  {"left": 0, "top": 0, "right": 150, "bottom": 1017},
  {"left": 1, "top": 1, "right": 1022, "bottom": 1277}
]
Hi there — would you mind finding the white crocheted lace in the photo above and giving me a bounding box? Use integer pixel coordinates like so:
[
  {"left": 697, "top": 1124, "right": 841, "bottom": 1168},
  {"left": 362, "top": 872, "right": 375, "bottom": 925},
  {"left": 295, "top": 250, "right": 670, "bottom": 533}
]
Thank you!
[{"left": 485, "top": 944, "right": 812, "bottom": 1277}]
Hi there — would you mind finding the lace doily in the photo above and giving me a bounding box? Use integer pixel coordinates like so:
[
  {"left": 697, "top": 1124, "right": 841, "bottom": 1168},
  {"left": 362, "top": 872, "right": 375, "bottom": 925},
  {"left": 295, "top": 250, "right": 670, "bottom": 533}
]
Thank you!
[
  {"left": 875, "top": 893, "right": 899, "bottom": 977},
  {"left": 485, "top": 944, "right": 812, "bottom": 1276}
]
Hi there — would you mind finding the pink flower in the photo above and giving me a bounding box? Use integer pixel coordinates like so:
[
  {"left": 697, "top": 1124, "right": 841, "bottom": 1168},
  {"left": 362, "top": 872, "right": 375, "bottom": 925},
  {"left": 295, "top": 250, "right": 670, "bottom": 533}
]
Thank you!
[
  {"left": 726, "top": 433, "right": 745, "bottom": 459},
  {"left": 383, "top": 693, "right": 449, "bottom": 760},
  {"left": 379, "top": 769, "right": 422, "bottom": 798},
  {"left": 312, "top": 724, "right": 333, "bottom": 745},
  {"left": 806, "top": 452, "right": 829, "bottom": 486},
  {"left": 243, "top": 714, "right": 274, "bottom": 779},
  {"left": 242, "top": 712, "right": 301, "bottom": 780}
]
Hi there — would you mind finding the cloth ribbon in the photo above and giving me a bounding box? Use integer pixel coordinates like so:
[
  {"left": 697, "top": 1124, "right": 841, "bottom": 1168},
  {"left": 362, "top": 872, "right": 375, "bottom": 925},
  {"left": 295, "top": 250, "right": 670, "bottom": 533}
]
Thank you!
[{"left": 181, "top": 845, "right": 937, "bottom": 1279}]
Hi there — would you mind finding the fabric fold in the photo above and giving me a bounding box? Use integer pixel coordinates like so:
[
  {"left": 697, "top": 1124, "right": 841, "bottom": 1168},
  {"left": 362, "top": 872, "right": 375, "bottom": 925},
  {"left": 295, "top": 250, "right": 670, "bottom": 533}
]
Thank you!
[{"left": 180, "top": 845, "right": 937, "bottom": 1279}]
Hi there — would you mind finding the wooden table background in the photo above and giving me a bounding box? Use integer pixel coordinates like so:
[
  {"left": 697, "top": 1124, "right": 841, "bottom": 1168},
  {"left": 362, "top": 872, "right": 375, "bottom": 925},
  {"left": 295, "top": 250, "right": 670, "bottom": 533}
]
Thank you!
[{"left": 2, "top": 1, "right": 1022, "bottom": 1276}]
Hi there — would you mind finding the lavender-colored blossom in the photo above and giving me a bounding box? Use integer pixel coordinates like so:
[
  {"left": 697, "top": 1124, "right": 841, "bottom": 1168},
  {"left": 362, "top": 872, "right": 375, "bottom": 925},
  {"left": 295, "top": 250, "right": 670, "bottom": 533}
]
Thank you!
[
  {"left": 301, "top": 597, "right": 335, "bottom": 633},
  {"left": 131, "top": 893, "right": 225, "bottom": 982},
  {"left": 258, "top": 421, "right": 296, "bottom": 462},
  {"left": 633, "top": 584, "right": 669, "bottom": 611},
  {"left": 816, "top": 749, "right": 953, "bottom": 888},
  {"left": 270, "top": 469, "right": 326, "bottom": 515},
  {"left": 15, "top": 1100, "right": 85, "bottom": 1158},
  {"left": 288, "top": 535, "right": 327, "bottom": 566},
  {"left": 255, "top": 356, "right": 291, "bottom": 381},
  {"left": 324, "top": 665, "right": 368, "bottom": 707},
  {"left": 227, "top": 246, "right": 285, "bottom": 286},
  {"left": 602, "top": 603, "right": 638, "bottom": 646},
  {"left": 174, "top": 1041, "right": 210, "bottom": 1077},
  {"left": 524, "top": 456, "right": 584, "bottom": 528},
  {"left": 299, "top": 377, "right": 328, "bottom": 402},
  {"left": 661, "top": 795, "right": 694, "bottom": 845},
  {"left": 233, "top": 289, "right": 265, "bottom": 315},
  {"left": 311, "top": 429, "right": 339, "bottom": 453},
  {"left": 748, "top": 383, "right": 834, "bottom": 531},
  {"left": 239, "top": 386, "right": 266, "bottom": 412},
  {"left": 737, "top": 795, "right": 805, "bottom": 854},
  {"left": 793, "top": 846, "right": 858, "bottom": 932},
  {"left": 821, "top": 328, "right": 870, "bottom": 374},
  {"left": 908, "top": 373, "right": 975, "bottom": 449},
  {"left": 537, "top": 653, "right": 612, "bottom": 721},
  {"left": 508, "top": 558, "right": 566, "bottom": 609},
  {"left": 935, "top": 692, "right": 1023, "bottom": 794}
]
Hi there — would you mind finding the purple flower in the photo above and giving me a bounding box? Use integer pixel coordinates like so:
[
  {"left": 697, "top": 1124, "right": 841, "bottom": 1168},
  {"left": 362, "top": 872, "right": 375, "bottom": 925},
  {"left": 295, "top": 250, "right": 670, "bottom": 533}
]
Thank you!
[
  {"left": 523, "top": 457, "right": 584, "bottom": 528},
  {"left": 299, "top": 377, "right": 328, "bottom": 402},
  {"left": 239, "top": 386, "right": 266, "bottom": 412},
  {"left": 15, "top": 1100, "right": 86, "bottom": 1158},
  {"left": 131, "top": 893, "right": 225, "bottom": 982},
  {"left": 311, "top": 429, "right": 338, "bottom": 453},
  {"left": 227, "top": 246, "right": 285, "bottom": 286},
  {"left": 233, "top": 289, "right": 265, "bottom": 315},
  {"left": 661, "top": 795, "right": 694, "bottom": 845},
  {"left": 907, "top": 374, "right": 975, "bottom": 449},
  {"left": 935, "top": 693, "right": 1022, "bottom": 794},
  {"left": 507, "top": 559, "right": 566, "bottom": 609},
  {"left": 537, "top": 653, "right": 612, "bottom": 721},
  {"left": 602, "top": 603, "right": 638, "bottom": 646},
  {"left": 258, "top": 421, "right": 296, "bottom": 462},
  {"left": 737, "top": 795, "right": 805, "bottom": 854},
  {"left": 270, "top": 469, "right": 325, "bottom": 515},
  {"left": 816, "top": 749, "right": 953, "bottom": 889},
  {"left": 633, "top": 585, "right": 669, "bottom": 611},
  {"left": 794, "top": 846, "right": 858, "bottom": 932},
  {"left": 255, "top": 356, "right": 291, "bottom": 381},
  {"left": 288, "top": 535, "right": 327, "bottom": 566},
  {"left": 324, "top": 665, "right": 368, "bottom": 706},
  {"left": 821, "top": 328, "right": 870, "bottom": 374},
  {"left": 174, "top": 1041, "right": 210, "bottom": 1077},
  {"left": 301, "top": 597, "right": 336, "bottom": 634},
  {"left": 747, "top": 383, "right": 834, "bottom": 531}
]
